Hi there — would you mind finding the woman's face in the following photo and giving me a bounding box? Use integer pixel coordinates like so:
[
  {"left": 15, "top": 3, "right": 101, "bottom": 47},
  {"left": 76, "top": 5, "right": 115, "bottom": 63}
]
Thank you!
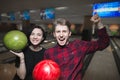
[{"left": 30, "top": 28, "right": 43, "bottom": 46}]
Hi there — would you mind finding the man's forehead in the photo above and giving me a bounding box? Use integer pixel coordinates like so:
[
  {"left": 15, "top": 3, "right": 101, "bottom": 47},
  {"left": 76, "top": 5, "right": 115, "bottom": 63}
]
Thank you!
[{"left": 55, "top": 25, "right": 68, "bottom": 30}]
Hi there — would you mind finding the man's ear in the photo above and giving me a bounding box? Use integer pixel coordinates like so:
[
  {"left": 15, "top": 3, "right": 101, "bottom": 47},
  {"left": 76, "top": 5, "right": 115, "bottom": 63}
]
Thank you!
[{"left": 69, "top": 31, "right": 71, "bottom": 36}]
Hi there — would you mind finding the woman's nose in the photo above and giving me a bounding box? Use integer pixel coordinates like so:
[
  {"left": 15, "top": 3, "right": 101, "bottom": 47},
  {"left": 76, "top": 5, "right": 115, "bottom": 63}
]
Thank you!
[{"left": 33, "top": 35, "right": 38, "bottom": 38}]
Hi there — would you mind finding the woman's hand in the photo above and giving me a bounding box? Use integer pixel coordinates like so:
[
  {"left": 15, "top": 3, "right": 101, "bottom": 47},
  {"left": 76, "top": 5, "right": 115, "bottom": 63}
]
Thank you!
[
  {"left": 10, "top": 50, "right": 26, "bottom": 79},
  {"left": 10, "top": 50, "right": 24, "bottom": 59}
]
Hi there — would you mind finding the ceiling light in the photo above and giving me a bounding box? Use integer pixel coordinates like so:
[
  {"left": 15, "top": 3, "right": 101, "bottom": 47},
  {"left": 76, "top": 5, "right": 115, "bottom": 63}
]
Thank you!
[
  {"left": 30, "top": 10, "right": 37, "bottom": 13},
  {"left": 1, "top": 13, "right": 9, "bottom": 17},
  {"left": 55, "top": 7, "right": 68, "bottom": 10}
]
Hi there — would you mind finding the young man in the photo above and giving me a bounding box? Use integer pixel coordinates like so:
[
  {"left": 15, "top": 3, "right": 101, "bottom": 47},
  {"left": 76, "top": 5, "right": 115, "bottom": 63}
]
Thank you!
[{"left": 44, "top": 14, "right": 110, "bottom": 80}]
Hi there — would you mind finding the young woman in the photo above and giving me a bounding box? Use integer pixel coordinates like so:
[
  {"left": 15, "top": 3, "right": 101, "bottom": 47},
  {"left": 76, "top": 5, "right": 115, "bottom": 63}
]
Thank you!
[{"left": 11, "top": 25, "right": 46, "bottom": 80}]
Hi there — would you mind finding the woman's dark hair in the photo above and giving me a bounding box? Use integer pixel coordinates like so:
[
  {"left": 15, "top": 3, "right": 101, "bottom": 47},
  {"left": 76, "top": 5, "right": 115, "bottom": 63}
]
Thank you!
[
  {"left": 53, "top": 18, "right": 71, "bottom": 32},
  {"left": 25, "top": 25, "right": 46, "bottom": 45}
]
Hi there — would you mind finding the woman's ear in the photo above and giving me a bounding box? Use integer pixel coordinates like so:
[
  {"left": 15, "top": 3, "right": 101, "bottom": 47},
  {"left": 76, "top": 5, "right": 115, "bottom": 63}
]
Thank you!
[
  {"left": 53, "top": 32, "right": 56, "bottom": 37},
  {"left": 42, "top": 37, "right": 44, "bottom": 41}
]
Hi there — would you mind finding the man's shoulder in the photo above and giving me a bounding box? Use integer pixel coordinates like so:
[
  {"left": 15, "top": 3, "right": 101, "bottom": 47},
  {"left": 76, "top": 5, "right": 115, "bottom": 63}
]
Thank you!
[{"left": 71, "top": 39, "right": 81, "bottom": 43}]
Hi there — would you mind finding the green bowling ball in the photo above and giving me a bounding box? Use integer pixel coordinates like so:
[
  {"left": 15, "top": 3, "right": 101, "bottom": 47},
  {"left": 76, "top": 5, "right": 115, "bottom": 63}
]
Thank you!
[{"left": 3, "top": 30, "right": 28, "bottom": 51}]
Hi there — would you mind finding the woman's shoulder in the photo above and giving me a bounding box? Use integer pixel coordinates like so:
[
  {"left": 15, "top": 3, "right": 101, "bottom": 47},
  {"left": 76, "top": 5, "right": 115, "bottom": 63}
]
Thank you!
[{"left": 41, "top": 47, "right": 46, "bottom": 52}]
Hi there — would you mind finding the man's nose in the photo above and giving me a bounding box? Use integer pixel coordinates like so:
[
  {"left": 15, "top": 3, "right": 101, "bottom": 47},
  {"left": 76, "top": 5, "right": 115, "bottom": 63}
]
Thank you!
[{"left": 60, "top": 33, "right": 63, "bottom": 37}]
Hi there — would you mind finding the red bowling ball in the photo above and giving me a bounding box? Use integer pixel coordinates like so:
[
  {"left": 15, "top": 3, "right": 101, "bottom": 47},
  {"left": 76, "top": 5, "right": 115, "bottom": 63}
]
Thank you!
[{"left": 33, "top": 60, "right": 61, "bottom": 80}]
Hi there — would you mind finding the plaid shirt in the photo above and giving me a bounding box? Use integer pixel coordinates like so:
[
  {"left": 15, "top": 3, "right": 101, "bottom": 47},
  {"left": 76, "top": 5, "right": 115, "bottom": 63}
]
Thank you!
[{"left": 44, "top": 27, "right": 109, "bottom": 80}]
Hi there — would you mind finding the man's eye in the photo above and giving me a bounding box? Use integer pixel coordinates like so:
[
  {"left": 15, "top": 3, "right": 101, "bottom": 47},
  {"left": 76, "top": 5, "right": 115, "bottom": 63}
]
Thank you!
[
  {"left": 63, "top": 31, "right": 67, "bottom": 33},
  {"left": 56, "top": 31, "right": 60, "bottom": 33}
]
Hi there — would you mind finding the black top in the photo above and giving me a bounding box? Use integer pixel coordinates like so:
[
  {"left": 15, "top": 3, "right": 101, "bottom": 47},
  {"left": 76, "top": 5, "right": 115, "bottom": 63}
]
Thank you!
[{"left": 13, "top": 47, "right": 46, "bottom": 80}]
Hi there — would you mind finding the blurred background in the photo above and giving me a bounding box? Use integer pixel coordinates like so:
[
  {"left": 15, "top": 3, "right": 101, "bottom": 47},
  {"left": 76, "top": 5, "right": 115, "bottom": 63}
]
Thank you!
[{"left": 0, "top": 0, "right": 120, "bottom": 80}]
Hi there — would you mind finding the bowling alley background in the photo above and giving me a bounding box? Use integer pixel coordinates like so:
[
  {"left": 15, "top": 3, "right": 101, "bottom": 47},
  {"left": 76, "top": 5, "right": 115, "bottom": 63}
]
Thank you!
[
  {"left": 0, "top": 20, "right": 120, "bottom": 80},
  {"left": 0, "top": 0, "right": 120, "bottom": 80}
]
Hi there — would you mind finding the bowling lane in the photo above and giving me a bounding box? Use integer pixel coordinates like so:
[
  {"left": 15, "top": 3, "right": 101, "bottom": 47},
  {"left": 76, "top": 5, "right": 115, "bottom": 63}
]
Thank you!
[
  {"left": 113, "top": 38, "right": 120, "bottom": 48},
  {"left": 110, "top": 37, "right": 120, "bottom": 75},
  {"left": 82, "top": 45, "right": 120, "bottom": 80}
]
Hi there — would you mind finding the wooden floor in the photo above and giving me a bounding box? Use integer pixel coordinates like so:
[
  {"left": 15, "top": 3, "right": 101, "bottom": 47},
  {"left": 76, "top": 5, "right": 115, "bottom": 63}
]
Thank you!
[
  {"left": 0, "top": 63, "right": 16, "bottom": 80},
  {"left": 0, "top": 52, "right": 16, "bottom": 80}
]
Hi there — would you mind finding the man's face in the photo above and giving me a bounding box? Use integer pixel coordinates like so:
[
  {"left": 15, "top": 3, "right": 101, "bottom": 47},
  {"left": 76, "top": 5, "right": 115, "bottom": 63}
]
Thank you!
[{"left": 53, "top": 24, "right": 71, "bottom": 46}]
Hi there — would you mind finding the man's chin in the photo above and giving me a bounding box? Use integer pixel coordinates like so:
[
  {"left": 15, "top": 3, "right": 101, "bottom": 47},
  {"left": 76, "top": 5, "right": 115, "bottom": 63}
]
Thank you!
[
  {"left": 57, "top": 42, "right": 66, "bottom": 47},
  {"left": 59, "top": 45, "right": 66, "bottom": 48}
]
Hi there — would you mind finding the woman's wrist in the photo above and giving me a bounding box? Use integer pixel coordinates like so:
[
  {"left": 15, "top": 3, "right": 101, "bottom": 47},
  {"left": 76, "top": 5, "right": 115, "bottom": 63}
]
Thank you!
[{"left": 20, "top": 58, "right": 25, "bottom": 63}]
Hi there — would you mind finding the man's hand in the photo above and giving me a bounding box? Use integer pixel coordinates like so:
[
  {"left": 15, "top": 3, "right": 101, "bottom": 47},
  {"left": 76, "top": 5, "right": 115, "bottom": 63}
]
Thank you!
[
  {"left": 90, "top": 14, "right": 101, "bottom": 23},
  {"left": 90, "top": 14, "right": 104, "bottom": 29}
]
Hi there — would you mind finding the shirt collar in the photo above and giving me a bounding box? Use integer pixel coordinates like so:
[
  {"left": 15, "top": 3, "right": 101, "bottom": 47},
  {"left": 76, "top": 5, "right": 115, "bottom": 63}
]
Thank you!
[{"left": 55, "top": 42, "right": 70, "bottom": 49}]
